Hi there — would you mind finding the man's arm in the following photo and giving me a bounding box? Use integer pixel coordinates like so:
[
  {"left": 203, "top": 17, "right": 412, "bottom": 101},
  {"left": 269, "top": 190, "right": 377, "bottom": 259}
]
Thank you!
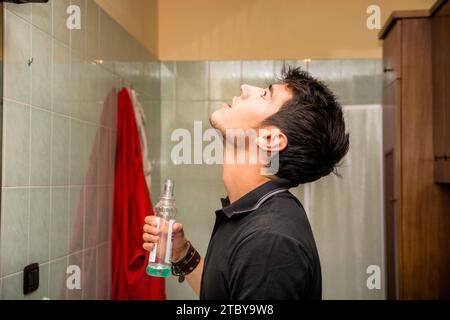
[{"left": 184, "top": 257, "right": 204, "bottom": 296}]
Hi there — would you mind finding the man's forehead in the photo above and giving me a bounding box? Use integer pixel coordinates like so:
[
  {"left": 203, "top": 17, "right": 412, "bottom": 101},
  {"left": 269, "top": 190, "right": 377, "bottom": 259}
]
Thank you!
[{"left": 272, "top": 83, "right": 293, "bottom": 99}]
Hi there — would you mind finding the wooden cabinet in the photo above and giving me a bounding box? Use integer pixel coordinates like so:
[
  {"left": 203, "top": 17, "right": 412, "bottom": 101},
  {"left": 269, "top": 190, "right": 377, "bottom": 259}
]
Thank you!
[
  {"left": 432, "top": 0, "right": 450, "bottom": 183},
  {"left": 380, "top": 0, "right": 450, "bottom": 300}
]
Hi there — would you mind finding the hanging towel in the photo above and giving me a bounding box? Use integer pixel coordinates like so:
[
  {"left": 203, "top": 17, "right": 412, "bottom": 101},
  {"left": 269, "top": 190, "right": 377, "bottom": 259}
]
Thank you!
[
  {"left": 111, "top": 88, "right": 165, "bottom": 300},
  {"left": 129, "top": 88, "right": 153, "bottom": 193}
]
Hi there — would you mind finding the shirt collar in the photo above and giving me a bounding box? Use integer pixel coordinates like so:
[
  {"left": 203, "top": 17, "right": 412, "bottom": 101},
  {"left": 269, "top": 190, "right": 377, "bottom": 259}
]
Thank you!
[{"left": 216, "top": 178, "right": 299, "bottom": 219}]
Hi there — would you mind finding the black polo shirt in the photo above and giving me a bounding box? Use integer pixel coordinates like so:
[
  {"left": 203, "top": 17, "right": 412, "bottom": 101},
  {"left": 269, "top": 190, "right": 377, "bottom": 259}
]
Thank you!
[{"left": 200, "top": 178, "right": 322, "bottom": 300}]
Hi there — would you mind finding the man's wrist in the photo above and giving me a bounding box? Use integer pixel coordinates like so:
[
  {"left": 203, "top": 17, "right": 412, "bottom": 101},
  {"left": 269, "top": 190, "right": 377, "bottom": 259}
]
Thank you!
[
  {"left": 172, "top": 240, "right": 190, "bottom": 263},
  {"left": 171, "top": 241, "right": 201, "bottom": 283}
]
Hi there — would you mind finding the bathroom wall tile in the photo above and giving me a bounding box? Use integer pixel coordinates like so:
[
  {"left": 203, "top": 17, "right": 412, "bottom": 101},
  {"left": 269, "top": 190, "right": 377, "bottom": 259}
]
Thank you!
[
  {"left": 96, "top": 243, "right": 111, "bottom": 300},
  {"left": 85, "top": 102, "right": 102, "bottom": 127},
  {"left": 0, "top": 189, "right": 29, "bottom": 277},
  {"left": 53, "top": 0, "right": 71, "bottom": 46},
  {"left": 175, "top": 101, "right": 209, "bottom": 129},
  {"left": 274, "top": 60, "right": 308, "bottom": 78},
  {"left": 176, "top": 179, "right": 217, "bottom": 257},
  {"left": 98, "top": 9, "right": 114, "bottom": 72},
  {"left": 84, "top": 186, "right": 99, "bottom": 249},
  {"left": 83, "top": 61, "right": 100, "bottom": 104},
  {"left": 29, "top": 188, "right": 51, "bottom": 264},
  {"left": 4, "top": 10, "right": 31, "bottom": 105},
  {"left": 242, "top": 60, "right": 275, "bottom": 89},
  {"left": 208, "top": 100, "right": 224, "bottom": 116},
  {"left": 50, "top": 187, "right": 69, "bottom": 259},
  {"left": 110, "top": 19, "right": 124, "bottom": 71},
  {"left": 53, "top": 41, "right": 72, "bottom": 116},
  {"left": 129, "top": 62, "right": 145, "bottom": 91},
  {"left": 341, "top": 59, "right": 378, "bottom": 105},
  {"left": 113, "top": 26, "right": 129, "bottom": 71},
  {"left": 97, "top": 127, "right": 109, "bottom": 185},
  {"left": 69, "top": 50, "right": 85, "bottom": 120},
  {"left": 142, "top": 100, "right": 162, "bottom": 198},
  {"left": 374, "top": 60, "right": 383, "bottom": 104},
  {"left": 51, "top": 115, "right": 70, "bottom": 186},
  {"left": 160, "top": 62, "right": 176, "bottom": 101},
  {"left": 143, "top": 61, "right": 161, "bottom": 100},
  {"left": 32, "top": 1, "right": 52, "bottom": 34},
  {"left": 176, "top": 61, "right": 208, "bottom": 101},
  {"left": 49, "top": 257, "right": 68, "bottom": 300},
  {"left": 160, "top": 101, "right": 177, "bottom": 180},
  {"left": 82, "top": 247, "right": 97, "bottom": 300},
  {"left": 308, "top": 59, "right": 343, "bottom": 101},
  {"left": 5, "top": 2, "right": 32, "bottom": 22},
  {"left": 3, "top": 101, "right": 31, "bottom": 187},
  {"left": 70, "top": 0, "right": 86, "bottom": 56},
  {"left": 30, "top": 108, "right": 51, "bottom": 186},
  {"left": 1, "top": 272, "right": 25, "bottom": 300},
  {"left": 26, "top": 263, "right": 50, "bottom": 300},
  {"left": 97, "top": 66, "right": 116, "bottom": 104},
  {"left": 85, "top": 124, "right": 99, "bottom": 186},
  {"left": 86, "top": 0, "right": 99, "bottom": 61},
  {"left": 209, "top": 61, "right": 241, "bottom": 101},
  {"left": 69, "top": 186, "right": 84, "bottom": 254},
  {"left": 67, "top": 252, "right": 83, "bottom": 299},
  {"left": 31, "top": 26, "right": 52, "bottom": 110},
  {"left": 69, "top": 119, "right": 86, "bottom": 186}
]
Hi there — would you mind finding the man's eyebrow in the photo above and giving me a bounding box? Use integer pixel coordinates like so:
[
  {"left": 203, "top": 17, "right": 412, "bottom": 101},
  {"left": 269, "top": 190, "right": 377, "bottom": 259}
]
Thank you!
[{"left": 269, "top": 84, "right": 274, "bottom": 97}]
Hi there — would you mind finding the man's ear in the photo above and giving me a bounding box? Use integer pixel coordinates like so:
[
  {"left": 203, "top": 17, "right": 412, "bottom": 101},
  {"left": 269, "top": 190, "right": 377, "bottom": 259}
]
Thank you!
[{"left": 255, "top": 127, "right": 288, "bottom": 152}]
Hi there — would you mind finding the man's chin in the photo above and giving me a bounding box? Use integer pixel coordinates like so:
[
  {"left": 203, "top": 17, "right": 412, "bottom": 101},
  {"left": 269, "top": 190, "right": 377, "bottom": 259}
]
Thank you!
[{"left": 209, "top": 112, "right": 225, "bottom": 133}]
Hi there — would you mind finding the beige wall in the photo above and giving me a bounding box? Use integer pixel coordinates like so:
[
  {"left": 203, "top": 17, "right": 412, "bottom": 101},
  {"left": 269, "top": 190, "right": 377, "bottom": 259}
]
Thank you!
[
  {"left": 95, "top": 0, "right": 158, "bottom": 58},
  {"left": 94, "top": 0, "right": 436, "bottom": 61},
  {"left": 158, "top": 0, "right": 436, "bottom": 60}
]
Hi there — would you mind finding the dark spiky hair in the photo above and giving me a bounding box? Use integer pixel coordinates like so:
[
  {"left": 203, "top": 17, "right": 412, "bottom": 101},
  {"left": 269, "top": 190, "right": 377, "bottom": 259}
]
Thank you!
[{"left": 262, "top": 66, "right": 350, "bottom": 184}]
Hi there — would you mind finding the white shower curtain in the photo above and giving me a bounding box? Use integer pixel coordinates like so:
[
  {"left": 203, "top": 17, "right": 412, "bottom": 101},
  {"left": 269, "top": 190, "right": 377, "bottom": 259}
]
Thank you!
[{"left": 304, "top": 104, "right": 385, "bottom": 300}]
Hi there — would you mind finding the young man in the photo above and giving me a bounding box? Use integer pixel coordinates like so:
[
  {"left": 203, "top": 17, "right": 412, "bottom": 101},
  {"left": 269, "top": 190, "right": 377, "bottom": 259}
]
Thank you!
[{"left": 143, "top": 67, "right": 349, "bottom": 300}]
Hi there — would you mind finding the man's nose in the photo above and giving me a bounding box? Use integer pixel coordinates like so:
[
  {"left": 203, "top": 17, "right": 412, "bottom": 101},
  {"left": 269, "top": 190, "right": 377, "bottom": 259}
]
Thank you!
[{"left": 240, "top": 84, "right": 259, "bottom": 99}]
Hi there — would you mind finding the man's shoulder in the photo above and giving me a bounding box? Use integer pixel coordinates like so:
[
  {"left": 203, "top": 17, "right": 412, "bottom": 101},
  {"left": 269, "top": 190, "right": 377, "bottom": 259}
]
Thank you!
[
  {"left": 245, "top": 191, "right": 315, "bottom": 246},
  {"left": 252, "top": 190, "right": 308, "bottom": 224}
]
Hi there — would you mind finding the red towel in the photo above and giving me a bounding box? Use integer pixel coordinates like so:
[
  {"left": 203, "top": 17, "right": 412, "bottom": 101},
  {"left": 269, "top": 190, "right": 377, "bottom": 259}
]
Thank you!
[{"left": 111, "top": 88, "right": 166, "bottom": 300}]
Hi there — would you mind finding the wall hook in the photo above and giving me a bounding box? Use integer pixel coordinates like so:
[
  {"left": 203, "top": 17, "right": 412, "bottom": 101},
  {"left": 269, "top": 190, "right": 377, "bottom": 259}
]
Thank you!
[{"left": 27, "top": 58, "right": 34, "bottom": 67}]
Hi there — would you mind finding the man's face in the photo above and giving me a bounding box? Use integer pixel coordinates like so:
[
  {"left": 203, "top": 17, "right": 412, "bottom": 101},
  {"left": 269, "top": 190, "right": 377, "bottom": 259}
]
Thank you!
[{"left": 210, "top": 84, "right": 293, "bottom": 133}]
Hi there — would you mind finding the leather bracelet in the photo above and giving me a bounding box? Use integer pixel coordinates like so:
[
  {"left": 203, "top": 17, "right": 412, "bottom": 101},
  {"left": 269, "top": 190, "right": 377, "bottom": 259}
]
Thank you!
[{"left": 171, "top": 241, "right": 201, "bottom": 283}]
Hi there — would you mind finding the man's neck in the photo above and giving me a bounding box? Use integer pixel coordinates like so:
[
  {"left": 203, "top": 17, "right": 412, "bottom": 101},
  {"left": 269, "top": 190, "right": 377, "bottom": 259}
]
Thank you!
[{"left": 222, "top": 163, "right": 271, "bottom": 204}]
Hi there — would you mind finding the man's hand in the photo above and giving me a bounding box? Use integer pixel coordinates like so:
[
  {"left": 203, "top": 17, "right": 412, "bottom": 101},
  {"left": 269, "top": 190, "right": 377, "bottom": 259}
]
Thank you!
[{"left": 143, "top": 216, "right": 189, "bottom": 262}]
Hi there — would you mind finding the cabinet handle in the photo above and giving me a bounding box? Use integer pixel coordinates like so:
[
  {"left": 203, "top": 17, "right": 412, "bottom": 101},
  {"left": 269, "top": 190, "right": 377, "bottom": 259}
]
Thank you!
[
  {"left": 435, "top": 155, "right": 449, "bottom": 161},
  {"left": 384, "top": 68, "right": 394, "bottom": 73}
]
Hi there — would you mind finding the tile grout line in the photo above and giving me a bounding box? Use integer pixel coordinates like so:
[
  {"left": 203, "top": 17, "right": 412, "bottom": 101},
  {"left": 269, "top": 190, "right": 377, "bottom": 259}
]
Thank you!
[
  {"left": 65, "top": 14, "right": 73, "bottom": 298},
  {"left": 26, "top": 3, "right": 34, "bottom": 270},
  {"left": 0, "top": 7, "right": 7, "bottom": 279},
  {"left": 48, "top": 0, "right": 54, "bottom": 296}
]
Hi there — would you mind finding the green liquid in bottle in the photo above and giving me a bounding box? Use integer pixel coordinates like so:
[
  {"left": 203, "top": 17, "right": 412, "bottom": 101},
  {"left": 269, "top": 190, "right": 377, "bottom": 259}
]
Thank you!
[{"left": 146, "top": 264, "right": 172, "bottom": 278}]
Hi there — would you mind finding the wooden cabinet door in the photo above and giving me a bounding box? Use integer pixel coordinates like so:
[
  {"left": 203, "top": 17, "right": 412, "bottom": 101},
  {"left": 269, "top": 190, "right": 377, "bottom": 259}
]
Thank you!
[
  {"left": 432, "top": 1, "right": 450, "bottom": 183},
  {"left": 383, "top": 80, "right": 401, "bottom": 300},
  {"left": 383, "top": 22, "right": 402, "bottom": 88}
]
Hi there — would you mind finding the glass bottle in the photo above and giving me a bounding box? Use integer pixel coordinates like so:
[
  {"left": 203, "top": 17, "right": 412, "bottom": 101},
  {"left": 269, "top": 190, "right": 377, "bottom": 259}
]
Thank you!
[{"left": 146, "top": 179, "right": 177, "bottom": 278}]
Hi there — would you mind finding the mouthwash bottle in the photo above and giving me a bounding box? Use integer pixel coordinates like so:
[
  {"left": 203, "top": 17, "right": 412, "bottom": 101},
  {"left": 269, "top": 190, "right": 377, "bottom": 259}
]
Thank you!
[{"left": 146, "top": 179, "right": 177, "bottom": 278}]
